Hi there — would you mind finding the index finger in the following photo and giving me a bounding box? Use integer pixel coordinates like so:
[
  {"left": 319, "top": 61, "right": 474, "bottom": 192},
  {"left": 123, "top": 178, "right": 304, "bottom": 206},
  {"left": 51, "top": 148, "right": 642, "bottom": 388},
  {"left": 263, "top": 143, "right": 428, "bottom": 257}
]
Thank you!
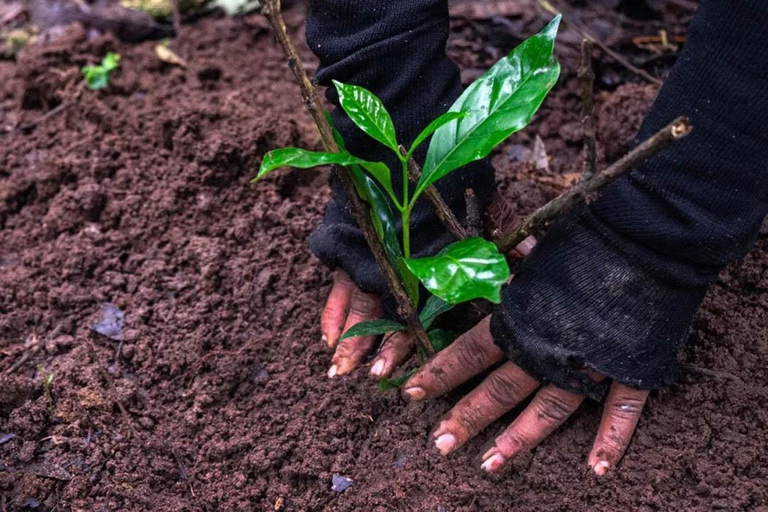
[{"left": 402, "top": 317, "right": 504, "bottom": 401}]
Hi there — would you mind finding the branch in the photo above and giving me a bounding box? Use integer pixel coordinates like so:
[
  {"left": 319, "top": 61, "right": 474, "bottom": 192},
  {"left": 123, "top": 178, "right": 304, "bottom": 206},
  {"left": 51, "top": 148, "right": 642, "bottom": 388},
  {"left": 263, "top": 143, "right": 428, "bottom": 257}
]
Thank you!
[
  {"left": 400, "top": 145, "right": 467, "bottom": 240},
  {"left": 578, "top": 39, "right": 597, "bottom": 181},
  {"left": 538, "top": 0, "right": 663, "bottom": 86},
  {"left": 497, "top": 116, "right": 692, "bottom": 254},
  {"left": 260, "top": 0, "right": 433, "bottom": 355},
  {"left": 464, "top": 189, "right": 482, "bottom": 237}
]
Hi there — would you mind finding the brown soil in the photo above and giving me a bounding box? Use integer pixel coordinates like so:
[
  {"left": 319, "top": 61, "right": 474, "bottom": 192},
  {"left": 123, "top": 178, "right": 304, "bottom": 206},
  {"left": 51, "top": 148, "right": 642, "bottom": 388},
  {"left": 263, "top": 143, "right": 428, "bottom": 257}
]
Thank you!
[{"left": 2, "top": 2, "right": 767, "bottom": 511}]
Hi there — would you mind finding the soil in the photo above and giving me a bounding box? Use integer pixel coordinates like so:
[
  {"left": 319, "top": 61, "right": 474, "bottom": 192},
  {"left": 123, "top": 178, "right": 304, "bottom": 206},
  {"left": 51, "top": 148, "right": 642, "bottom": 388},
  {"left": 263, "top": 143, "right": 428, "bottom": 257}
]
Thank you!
[{"left": 2, "top": 2, "right": 767, "bottom": 511}]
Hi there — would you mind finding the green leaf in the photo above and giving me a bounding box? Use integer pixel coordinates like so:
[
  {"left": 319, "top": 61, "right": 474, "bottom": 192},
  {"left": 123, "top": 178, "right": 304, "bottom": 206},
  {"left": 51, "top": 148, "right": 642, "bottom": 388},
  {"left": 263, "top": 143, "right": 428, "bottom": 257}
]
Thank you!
[
  {"left": 379, "top": 368, "right": 417, "bottom": 391},
  {"left": 419, "top": 295, "right": 455, "bottom": 330},
  {"left": 332, "top": 80, "right": 399, "bottom": 154},
  {"left": 82, "top": 52, "right": 121, "bottom": 90},
  {"left": 428, "top": 329, "right": 459, "bottom": 352},
  {"left": 405, "top": 237, "right": 510, "bottom": 304},
  {"left": 407, "top": 112, "right": 466, "bottom": 161},
  {"left": 254, "top": 148, "right": 395, "bottom": 201},
  {"left": 340, "top": 319, "right": 406, "bottom": 341},
  {"left": 416, "top": 16, "right": 561, "bottom": 199},
  {"left": 396, "top": 258, "right": 420, "bottom": 306}
]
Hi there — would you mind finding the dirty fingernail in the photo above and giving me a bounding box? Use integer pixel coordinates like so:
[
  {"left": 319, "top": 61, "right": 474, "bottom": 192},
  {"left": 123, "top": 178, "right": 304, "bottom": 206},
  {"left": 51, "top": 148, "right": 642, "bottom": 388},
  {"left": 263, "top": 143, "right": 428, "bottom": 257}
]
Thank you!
[
  {"left": 327, "top": 364, "right": 338, "bottom": 378},
  {"left": 370, "top": 359, "right": 385, "bottom": 377},
  {"left": 481, "top": 453, "right": 505, "bottom": 472},
  {"left": 321, "top": 334, "right": 328, "bottom": 346},
  {"left": 403, "top": 387, "right": 426, "bottom": 401},
  {"left": 435, "top": 433, "right": 457, "bottom": 455},
  {"left": 593, "top": 460, "right": 610, "bottom": 476}
]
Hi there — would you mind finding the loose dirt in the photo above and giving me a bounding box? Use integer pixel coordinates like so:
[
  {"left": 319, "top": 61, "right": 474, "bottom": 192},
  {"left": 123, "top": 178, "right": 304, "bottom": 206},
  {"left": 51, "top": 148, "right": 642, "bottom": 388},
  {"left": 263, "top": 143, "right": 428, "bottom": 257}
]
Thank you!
[{"left": 1, "top": 2, "right": 766, "bottom": 511}]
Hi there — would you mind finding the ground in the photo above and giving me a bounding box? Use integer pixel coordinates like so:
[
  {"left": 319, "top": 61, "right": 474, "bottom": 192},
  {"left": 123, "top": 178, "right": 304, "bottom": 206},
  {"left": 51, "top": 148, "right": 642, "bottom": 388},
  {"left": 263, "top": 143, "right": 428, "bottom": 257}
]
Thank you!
[{"left": 1, "top": 1, "right": 767, "bottom": 511}]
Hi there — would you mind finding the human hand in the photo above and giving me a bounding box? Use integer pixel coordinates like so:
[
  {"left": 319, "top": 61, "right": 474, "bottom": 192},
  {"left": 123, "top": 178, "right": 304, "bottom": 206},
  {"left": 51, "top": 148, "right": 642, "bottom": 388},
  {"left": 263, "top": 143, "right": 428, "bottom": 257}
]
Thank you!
[
  {"left": 321, "top": 271, "right": 417, "bottom": 378},
  {"left": 320, "top": 236, "right": 537, "bottom": 379},
  {"left": 401, "top": 317, "right": 649, "bottom": 475}
]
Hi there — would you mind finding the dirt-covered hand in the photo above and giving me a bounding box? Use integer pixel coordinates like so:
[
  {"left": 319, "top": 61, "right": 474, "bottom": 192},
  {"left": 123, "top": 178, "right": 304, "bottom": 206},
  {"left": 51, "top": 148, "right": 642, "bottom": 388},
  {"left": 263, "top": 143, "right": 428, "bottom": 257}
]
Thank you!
[
  {"left": 402, "top": 317, "right": 649, "bottom": 475},
  {"left": 321, "top": 271, "right": 415, "bottom": 377}
]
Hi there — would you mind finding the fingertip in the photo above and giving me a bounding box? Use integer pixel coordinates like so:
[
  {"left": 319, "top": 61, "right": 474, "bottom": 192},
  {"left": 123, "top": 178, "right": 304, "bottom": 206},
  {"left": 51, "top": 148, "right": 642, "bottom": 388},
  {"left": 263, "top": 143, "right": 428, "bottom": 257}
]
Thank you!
[
  {"left": 593, "top": 460, "right": 610, "bottom": 476},
  {"left": 481, "top": 453, "right": 506, "bottom": 473},
  {"left": 369, "top": 359, "right": 385, "bottom": 378}
]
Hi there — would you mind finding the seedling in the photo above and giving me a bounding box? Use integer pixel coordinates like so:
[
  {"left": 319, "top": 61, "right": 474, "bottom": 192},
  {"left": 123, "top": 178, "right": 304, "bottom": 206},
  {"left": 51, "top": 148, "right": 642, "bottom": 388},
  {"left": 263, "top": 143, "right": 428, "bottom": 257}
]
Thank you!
[
  {"left": 36, "top": 364, "right": 55, "bottom": 415},
  {"left": 254, "top": 17, "right": 561, "bottom": 382},
  {"left": 82, "top": 52, "right": 121, "bottom": 90}
]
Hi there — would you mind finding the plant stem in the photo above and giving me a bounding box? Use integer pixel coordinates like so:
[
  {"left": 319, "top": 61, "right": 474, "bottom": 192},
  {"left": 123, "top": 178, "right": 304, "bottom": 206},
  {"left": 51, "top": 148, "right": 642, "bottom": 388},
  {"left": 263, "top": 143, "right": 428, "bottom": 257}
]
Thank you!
[
  {"left": 260, "top": 0, "right": 434, "bottom": 356},
  {"left": 497, "top": 116, "right": 692, "bottom": 254},
  {"left": 578, "top": 38, "right": 597, "bottom": 181},
  {"left": 399, "top": 145, "right": 467, "bottom": 240},
  {"left": 401, "top": 158, "right": 411, "bottom": 258}
]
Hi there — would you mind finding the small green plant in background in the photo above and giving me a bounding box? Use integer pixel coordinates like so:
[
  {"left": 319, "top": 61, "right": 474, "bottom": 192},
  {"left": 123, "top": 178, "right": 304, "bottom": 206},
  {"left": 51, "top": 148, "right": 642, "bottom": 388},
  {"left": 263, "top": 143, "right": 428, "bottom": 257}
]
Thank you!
[
  {"left": 82, "top": 52, "right": 121, "bottom": 90},
  {"left": 36, "top": 364, "right": 55, "bottom": 415},
  {"left": 255, "top": 17, "right": 561, "bottom": 385}
]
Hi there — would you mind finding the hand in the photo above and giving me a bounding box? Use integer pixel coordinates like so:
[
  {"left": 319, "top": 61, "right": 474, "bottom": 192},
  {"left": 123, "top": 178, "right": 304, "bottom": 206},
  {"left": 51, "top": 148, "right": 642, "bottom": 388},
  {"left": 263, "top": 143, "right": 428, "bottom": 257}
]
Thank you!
[
  {"left": 401, "top": 317, "right": 649, "bottom": 475},
  {"left": 321, "top": 271, "right": 416, "bottom": 378},
  {"left": 320, "top": 235, "right": 539, "bottom": 378}
]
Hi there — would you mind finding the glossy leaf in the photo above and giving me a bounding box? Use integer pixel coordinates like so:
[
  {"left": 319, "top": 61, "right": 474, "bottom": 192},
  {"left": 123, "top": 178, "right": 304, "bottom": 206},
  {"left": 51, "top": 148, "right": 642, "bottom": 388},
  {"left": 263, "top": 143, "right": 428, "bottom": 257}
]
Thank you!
[
  {"left": 405, "top": 237, "right": 510, "bottom": 304},
  {"left": 397, "top": 258, "right": 420, "bottom": 306},
  {"left": 419, "top": 295, "right": 455, "bottom": 330},
  {"left": 428, "top": 329, "right": 459, "bottom": 353},
  {"left": 340, "top": 319, "right": 405, "bottom": 341},
  {"left": 416, "top": 16, "right": 561, "bottom": 199},
  {"left": 406, "top": 111, "right": 466, "bottom": 160},
  {"left": 255, "top": 147, "right": 396, "bottom": 202},
  {"left": 333, "top": 80, "right": 399, "bottom": 153},
  {"left": 328, "top": 115, "right": 409, "bottom": 297},
  {"left": 379, "top": 369, "right": 417, "bottom": 391}
]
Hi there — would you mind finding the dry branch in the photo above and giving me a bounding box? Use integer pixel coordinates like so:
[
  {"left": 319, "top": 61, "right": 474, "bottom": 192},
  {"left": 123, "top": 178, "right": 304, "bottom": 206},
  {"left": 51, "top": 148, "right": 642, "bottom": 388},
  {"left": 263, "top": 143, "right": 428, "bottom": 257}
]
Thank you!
[
  {"left": 465, "top": 189, "right": 482, "bottom": 237},
  {"left": 400, "top": 145, "right": 467, "bottom": 240},
  {"left": 538, "top": 0, "right": 663, "bottom": 86},
  {"left": 497, "top": 116, "right": 692, "bottom": 254},
  {"left": 260, "top": 0, "right": 434, "bottom": 355},
  {"left": 578, "top": 39, "right": 597, "bottom": 181}
]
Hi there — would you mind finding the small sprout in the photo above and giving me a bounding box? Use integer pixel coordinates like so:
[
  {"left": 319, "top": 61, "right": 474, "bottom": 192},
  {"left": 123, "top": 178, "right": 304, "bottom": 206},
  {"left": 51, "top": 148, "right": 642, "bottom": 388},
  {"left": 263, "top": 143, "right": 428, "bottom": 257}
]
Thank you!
[
  {"left": 36, "top": 364, "right": 55, "bottom": 415},
  {"left": 82, "top": 52, "right": 121, "bottom": 90}
]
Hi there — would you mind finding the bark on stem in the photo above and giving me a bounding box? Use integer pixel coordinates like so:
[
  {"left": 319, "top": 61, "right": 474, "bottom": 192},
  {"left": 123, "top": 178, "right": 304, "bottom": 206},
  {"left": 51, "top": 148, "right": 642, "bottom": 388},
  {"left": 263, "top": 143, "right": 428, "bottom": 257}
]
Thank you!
[
  {"left": 464, "top": 189, "right": 482, "bottom": 237},
  {"left": 399, "top": 145, "right": 467, "bottom": 240},
  {"left": 260, "top": 0, "right": 434, "bottom": 355},
  {"left": 497, "top": 116, "right": 692, "bottom": 254},
  {"left": 578, "top": 39, "right": 597, "bottom": 181}
]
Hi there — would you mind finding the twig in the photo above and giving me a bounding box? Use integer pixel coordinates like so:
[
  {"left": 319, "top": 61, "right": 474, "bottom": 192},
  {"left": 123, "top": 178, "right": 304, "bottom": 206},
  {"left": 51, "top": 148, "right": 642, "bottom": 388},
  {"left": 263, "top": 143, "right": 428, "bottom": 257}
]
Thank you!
[
  {"left": 464, "top": 189, "right": 482, "bottom": 237},
  {"left": 578, "top": 39, "right": 597, "bottom": 181},
  {"left": 0, "top": 102, "right": 69, "bottom": 137},
  {"left": 260, "top": 0, "right": 433, "bottom": 355},
  {"left": 171, "top": 0, "right": 182, "bottom": 35},
  {"left": 497, "top": 116, "right": 692, "bottom": 253},
  {"left": 400, "top": 145, "right": 466, "bottom": 240},
  {"left": 538, "top": 0, "right": 663, "bottom": 86}
]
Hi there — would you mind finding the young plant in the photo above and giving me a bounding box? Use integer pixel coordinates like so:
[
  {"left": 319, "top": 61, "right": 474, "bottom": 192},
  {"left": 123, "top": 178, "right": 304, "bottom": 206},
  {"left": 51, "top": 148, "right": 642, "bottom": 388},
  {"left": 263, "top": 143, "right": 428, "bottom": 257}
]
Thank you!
[
  {"left": 254, "top": 17, "right": 561, "bottom": 380},
  {"left": 82, "top": 52, "right": 121, "bottom": 90},
  {"left": 36, "top": 364, "right": 55, "bottom": 415}
]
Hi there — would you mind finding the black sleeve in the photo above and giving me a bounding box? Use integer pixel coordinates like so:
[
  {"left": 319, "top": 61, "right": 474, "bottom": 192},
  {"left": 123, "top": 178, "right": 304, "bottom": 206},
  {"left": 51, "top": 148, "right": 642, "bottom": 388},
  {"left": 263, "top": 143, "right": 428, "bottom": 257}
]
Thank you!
[
  {"left": 305, "top": 0, "right": 496, "bottom": 295},
  {"left": 491, "top": 0, "right": 768, "bottom": 400}
]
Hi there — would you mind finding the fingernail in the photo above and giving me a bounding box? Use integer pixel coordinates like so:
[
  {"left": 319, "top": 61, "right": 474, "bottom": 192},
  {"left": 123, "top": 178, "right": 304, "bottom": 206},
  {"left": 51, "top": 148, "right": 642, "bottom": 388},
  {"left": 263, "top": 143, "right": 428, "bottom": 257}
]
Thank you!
[
  {"left": 327, "top": 364, "right": 338, "bottom": 378},
  {"left": 403, "top": 387, "right": 426, "bottom": 401},
  {"left": 481, "top": 453, "right": 505, "bottom": 472},
  {"left": 370, "top": 360, "right": 385, "bottom": 377},
  {"left": 435, "top": 433, "right": 457, "bottom": 455},
  {"left": 593, "top": 460, "right": 610, "bottom": 476},
  {"left": 321, "top": 334, "right": 328, "bottom": 346}
]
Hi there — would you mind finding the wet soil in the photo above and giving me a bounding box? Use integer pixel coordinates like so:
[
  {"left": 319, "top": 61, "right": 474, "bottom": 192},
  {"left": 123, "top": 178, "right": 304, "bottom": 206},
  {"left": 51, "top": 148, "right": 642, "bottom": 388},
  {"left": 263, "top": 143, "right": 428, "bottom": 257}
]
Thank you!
[{"left": 2, "top": 2, "right": 767, "bottom": 511}]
